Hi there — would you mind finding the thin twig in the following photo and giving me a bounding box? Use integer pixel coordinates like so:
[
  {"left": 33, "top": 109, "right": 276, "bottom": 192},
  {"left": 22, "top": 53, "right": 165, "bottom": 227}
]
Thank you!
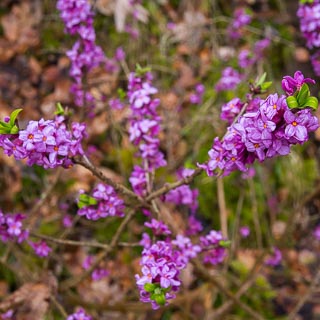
[
  {"left": 192, "top": 259, "right": 265, "bottom": 320},
  {"left": 59, "top": 209, "right": 136, "bottom": 291},
  {"left": 74, "top": 155, "right": 144, "bottom": 204},
  {"left": 288, "top": 269, "right": 320, "bottom": 320},
  {"left": 145, "top": 167, "right": 203, "bottom": 202}
]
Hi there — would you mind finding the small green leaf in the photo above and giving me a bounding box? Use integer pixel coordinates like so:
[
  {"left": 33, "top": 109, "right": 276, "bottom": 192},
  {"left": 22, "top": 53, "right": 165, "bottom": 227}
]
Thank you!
[
  {"left": 256, "top": 72, "right": 267, "bottom": 87},
  {"left": 144, "top": 283, "right": 156, "bottom": 293},
  {"left": 260, "top": 81, "right": 272, "bottom": 91},
  {"left": 117, "top": 88, "right": 126, "bottom": 100},
  {"left": 301, "top": 96, "right": 319, "bottom": 110},
  {"left": 219, "top": 240, "right": 231, "bottom": 248},
  {"left": 0, "top": 121, "right": 12, "bottom": 129},
  {"left": 55, "top": 103, "right": 65, "bottom": 115},
  {"left": 296, "top": 83, "right": 310, "bottom": 105},
  {"left": 0, "top": 128, "right": 10, "bottom": 134},
  {"left": 154, "top": 293, "right": 166, "bottom": 306},
  {"left": 286, "top": 96, "right": 299, "bottom": 109},
  {"left": 77, "top": 194, "right": 97, "bottom": 209},
  {"left": 135, "top": 64, "right": 151, "bottom": 76},
  {"left": 10, "top": 125, "right": 19, "bottom": 134},
  {"left": 9, "top": 108, "right": 23, "bottom": 126}
]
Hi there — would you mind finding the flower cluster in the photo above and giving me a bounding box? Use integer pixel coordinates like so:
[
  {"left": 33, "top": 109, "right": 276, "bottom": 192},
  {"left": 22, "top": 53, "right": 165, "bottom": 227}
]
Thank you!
[
  {"left": 200, "top": 72, "right": 319, "bottom": 177},
  {"left": 136, "top": 235, "right": 201, "bottom": 309},
  {"left": 128, "top": 72, "right": 166, "bottom": 196},
  {"left": 67, "top": 308, "right": 92, "bottom": 320},
  {"left": 200, "top": 230, "right": 228, "bottom": 265},
  {"left": 164, "top": 168, "right": 199, "bottom": 213},
  {"left": 297, "top": 0, "right": 320, "bottom": 76},
  {"left": 238, "top": 38, "right": 271, "bottom": 69},
  {"left": 82, "top": 255, "right": 109, "bottom": 281},
  {"left": 144, "top": 219, "right": 171, "bottom": 236},
  {"left": 265, "top": 247, "right": 282, "bottom": 267},
  {"left": 77, "top": 183, "right": 125, "bottom": 220},
  {"left": 220, "top": 97, "right": 243, "bottom": 124},
  {"left": 29, "top": 240, "right": 52, "bottom": 257},
  {"left": 227, "top": 7, "right": 252, "bottom": 40},
  {"left": 215, "top": 67, "right": 243, "bottom": 92},
  {"left": 190, "top": 84, "right": 205, "bottom": 105},
  {"left": 57, "top": 0, "right": 111, "bottom": 108},
  {"left": 297, "top": 0, "right": 320, "bottom": 49},
  {"left": 0, "top": 211, "right": 28, "bottom": 243},
  {"left": 0, "top": 116, "right": 86, "bottom": 169}
]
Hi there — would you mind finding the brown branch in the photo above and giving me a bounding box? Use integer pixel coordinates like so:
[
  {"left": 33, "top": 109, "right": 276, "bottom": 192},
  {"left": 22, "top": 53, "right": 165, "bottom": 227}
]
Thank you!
[
  {"left": 209, "top": 251, "right": 267, "bottom": 319},
  {"left": 59, "top": 209, "right": 136, "bottom": 291},
  {"left": 73, "top": 155, "right": 145, "bottom": 205},
  {"left": 192, "top": 259, "right": 265, "bottom": 320},
  {"left": 31, "top": 232, "right": 141, "bottom": 249},
  {"left": 145, "top": 167, "right": 203, "bottom": 202},
  {"left": 287, "top": 269, "right": 320, "bottom": 320}
]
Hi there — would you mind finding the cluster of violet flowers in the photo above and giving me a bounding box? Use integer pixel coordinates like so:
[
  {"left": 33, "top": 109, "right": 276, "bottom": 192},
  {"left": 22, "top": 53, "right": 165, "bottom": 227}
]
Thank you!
[
  {"left": 227, "top": 7, "right": 252, "bottom": 40},
  {"left": 77, "top": 183, "right": 125, "bottom": 220},
  {"left": 136, "top": 219, "right": 228, "bottom": 309},
  {"left": 67, "top": 308, "right": 92, "bottom": 320},
  {"left": 190, "top": 84, "right": 205, "bottom": 105},
  {"left": 0, "top": 210, "right": 52, "bottom": 258},
  {"left": 216, "top": 6, "right": 270, "bottom": 93},
  {"left": 128, "top": 72, "right": 166, "bottom": 197},
  {"left": 0, "top": 116, "right": 87, "bottom": 169},
  {"left": 297, "top": 0, "right": 320, "bottom": 76},
  {"left": 200, "top": 71, "right": 319, "bottom": 177},
  {"left": 57, "top": 0, "right": 114, "bottom": 108},
  {"left": 0, "top": 115, "right": 86, "bottom": 169}
]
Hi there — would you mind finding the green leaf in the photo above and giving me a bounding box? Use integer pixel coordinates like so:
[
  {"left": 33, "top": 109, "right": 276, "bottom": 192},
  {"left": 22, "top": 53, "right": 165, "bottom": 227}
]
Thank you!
[
  {"left": 301, "top": 96, "right": 319, "bottom": 110},
  {"left": 286, "top": 96, "right": 299, "bottom": 109},
  {"left": 9, "top": 108, "right": 22, "bottom": 126},
  {"left": 0, "top": 128, "right": 10, "bottom": 134},
  {"left": 219, "top": 240, "right": 231, "bottom": 248},
  {"left": 296, "top": 83, "right": 310, "bottom": 105},
  {"left": 117, "top": 88, "right": 126, "bottom": 100},
  {"left": 10, "top": 125, "right": 19, "bottom": 134},
  {"left": 0, "top": 121, "right": 12, "bottom": 129},
  {"left": 260, "top": 81, "right": 272, "bottom": 91},
  {"left": 256, "top": 72, "right": 267, "bottom": 87},
  {"left": 144, "top": 283, "right": 156, "bottom": 293},
  {"left": 154, "top": 293, "right": 166, "bottom": 306},
  {"left": 55, "top": 103, "right": 65, "bottom": 115},
  {"left": 135, "top": 64, "right": 151, "bottom": 76},
  {"left": 77, "top": 194, "right": 98, "bottom": 209}
]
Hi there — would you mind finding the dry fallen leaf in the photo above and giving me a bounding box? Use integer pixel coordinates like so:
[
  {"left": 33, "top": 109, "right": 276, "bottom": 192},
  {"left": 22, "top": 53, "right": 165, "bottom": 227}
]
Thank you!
[{"left": 0, "top": 273, "right": 57, "bottom": 320}]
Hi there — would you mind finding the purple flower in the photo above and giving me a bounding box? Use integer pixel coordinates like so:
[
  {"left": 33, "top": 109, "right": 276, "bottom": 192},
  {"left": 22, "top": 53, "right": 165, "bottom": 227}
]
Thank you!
[
  {"left": 284, "top": 110, "right": 308, "bottom": 143},
  {"left": 200, "top": 230, "right": 227, "bottom": 265},
  {"left": 297, "top": 2, "right": 320, "bottom": 49},
  {"left": 128, "top": 72, "right": 167, "bottom": 196},
  {"left": 215, "top": 67, "right": 242, "bottom": 92},
  {"left": 144, "top": 219, "right": 171, "bottom": 236},
  {"left": 227, "top": 7, "right": 252, "bottom": 40},
  {"left": 67, "top": 308, "right": 92, "bottom": 320},
  {"left": 221, "top": 98, "right": 243, "bottom": 124},
  {"left": 240, "top": 226, "right": 250, "bottom": 238},
  {"left": 282, "top": 71, "right": 315, "bottom": 96},
  {"left": 311, "top": 51, "right": 320, "bottom": 76},
  {"left": 30, "top": 240, "right": 52, "bottom": 257},
  {"left": 115, "top": 47, "right": 126, "bottom": 61},
  {"left": 6, "top": 217, "right": 22, "bottom": 236},
  {"left": 313, "top": 225, "right": 320, "bottom": 240},
  {"left": 91, "top": 268, "right": 109, "bottom": 281},
  {"left": 265, "top": 247, "right": 282, "bottom": 267},
  {"left": 190, "top": 84, "right": 205, "bottom": 104},
  {"left": 77, "top": 183, "right": 125, "bottom": 220}
]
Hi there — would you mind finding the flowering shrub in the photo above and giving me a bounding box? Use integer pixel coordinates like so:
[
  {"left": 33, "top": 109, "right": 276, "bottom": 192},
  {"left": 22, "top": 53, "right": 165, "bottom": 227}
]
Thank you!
[{"left": 0, "top": 1, "right": 319, "bottom": 319}]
